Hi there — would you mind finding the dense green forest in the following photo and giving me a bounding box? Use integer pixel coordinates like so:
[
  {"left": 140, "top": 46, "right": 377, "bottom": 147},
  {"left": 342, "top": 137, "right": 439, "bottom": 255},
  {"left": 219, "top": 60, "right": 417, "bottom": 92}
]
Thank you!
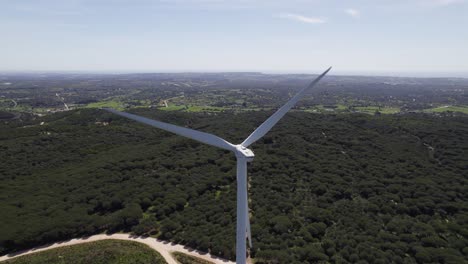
[
  {"left": 3, "top": 239, "right": 167, "bottom": 264},
  {"left": 0, "top": 109, "right": 467, "bottom": 263}
]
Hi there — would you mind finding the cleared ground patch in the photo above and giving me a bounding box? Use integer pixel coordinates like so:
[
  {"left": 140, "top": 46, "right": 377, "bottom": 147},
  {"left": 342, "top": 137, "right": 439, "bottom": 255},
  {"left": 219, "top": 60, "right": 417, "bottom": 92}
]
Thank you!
[
  {"left": 3, "top": 240, "right": 167, "bottom": 264},
  {"left": 172, "top": 252, "right": 214, "bottom": 264},
  {"left": 424, "top": 105, "right": 468, "bottom": 114},
  {"left": 157, "top": 104, "right": 225, "bottom": 112},
  {"left": 86, "top": 100, "right": 124, "bottom": 110},
  {"left": 354, "top": 106, "right": 400, "bottom": 114}
]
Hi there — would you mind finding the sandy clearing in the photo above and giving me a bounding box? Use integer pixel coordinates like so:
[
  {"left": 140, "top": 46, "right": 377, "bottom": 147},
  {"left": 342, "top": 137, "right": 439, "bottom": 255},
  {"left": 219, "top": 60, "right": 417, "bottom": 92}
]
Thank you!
[{"left": 0, "top": 233, "right": 235, "bottom": 264}]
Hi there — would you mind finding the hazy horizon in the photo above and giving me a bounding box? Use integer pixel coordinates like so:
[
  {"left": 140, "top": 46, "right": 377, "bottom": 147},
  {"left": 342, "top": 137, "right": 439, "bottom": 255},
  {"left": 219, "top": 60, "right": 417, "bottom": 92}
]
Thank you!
[{"left": 1, "top": 69, "right": 467, "bottom": 79}]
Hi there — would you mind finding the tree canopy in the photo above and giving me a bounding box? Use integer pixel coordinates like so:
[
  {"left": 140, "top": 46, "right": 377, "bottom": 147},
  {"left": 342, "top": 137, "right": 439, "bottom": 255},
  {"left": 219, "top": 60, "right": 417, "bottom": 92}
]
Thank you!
[{"left": 1, "top": 109, "right": 467, "bottom": 263}]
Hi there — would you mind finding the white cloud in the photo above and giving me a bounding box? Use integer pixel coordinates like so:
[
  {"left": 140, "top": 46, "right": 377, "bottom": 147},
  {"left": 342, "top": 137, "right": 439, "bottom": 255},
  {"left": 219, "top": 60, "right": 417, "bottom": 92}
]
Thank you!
[
  {"left": 277, "top": 13, "right": 326, "bottom": 24},
  {"left": 345, "top": 8, "right": 360, "bottom": 18}
]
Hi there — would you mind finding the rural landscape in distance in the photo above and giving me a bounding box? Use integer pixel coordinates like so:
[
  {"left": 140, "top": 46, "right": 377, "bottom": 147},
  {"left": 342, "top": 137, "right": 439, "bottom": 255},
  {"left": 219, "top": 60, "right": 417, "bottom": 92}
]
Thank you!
[{"left": 1, "top": 0, "right": 467, "bottom": 263}]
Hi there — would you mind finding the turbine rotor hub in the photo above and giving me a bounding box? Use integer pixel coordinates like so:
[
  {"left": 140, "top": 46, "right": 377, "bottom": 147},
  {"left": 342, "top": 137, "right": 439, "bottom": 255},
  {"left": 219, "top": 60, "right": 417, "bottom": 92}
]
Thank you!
[{"left": 235, "top": 145, "right": 255, "bottom": 160}]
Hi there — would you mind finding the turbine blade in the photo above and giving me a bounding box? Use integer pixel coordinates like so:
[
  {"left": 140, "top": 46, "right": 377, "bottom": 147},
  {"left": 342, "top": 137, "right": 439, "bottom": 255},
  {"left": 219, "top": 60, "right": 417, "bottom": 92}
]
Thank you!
[
  {"left": 104, "top": 108, "right": 237, "bottom": 151},
  {"left": 241, "top": 67, "right": 332, "bottom": 147}
]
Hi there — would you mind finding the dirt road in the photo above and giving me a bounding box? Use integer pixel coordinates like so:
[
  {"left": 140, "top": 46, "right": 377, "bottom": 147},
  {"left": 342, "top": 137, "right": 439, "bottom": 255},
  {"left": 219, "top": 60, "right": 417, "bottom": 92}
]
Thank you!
[{"left": 0, "top": 233, "right": 234, "bottom": 264}]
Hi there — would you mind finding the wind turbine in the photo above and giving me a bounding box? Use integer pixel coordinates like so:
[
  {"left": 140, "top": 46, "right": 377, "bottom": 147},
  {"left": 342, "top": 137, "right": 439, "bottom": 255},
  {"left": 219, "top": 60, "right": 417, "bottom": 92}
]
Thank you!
[{"left": 104, "top": 67, "right": 331, "bottom": 264}]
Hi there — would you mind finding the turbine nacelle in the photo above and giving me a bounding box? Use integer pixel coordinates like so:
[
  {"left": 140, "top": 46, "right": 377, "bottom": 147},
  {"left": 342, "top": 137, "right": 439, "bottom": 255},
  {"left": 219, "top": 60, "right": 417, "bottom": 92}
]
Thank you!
[{"left": 235, "top": 145, "right": 255, "bottom": 161}]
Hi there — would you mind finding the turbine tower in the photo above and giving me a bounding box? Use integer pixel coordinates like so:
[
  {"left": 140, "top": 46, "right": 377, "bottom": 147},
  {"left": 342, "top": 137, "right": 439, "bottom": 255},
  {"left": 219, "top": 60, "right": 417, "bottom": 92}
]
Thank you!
[{"left": 104, "top": 67, "right": 331, "bottom": 264}]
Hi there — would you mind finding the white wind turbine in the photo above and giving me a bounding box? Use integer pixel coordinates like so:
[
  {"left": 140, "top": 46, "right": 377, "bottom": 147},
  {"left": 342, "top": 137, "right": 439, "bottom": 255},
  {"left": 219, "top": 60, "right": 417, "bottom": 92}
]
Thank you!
[{"left": 104, "top": 67, "right": 331, "bottom": 264}]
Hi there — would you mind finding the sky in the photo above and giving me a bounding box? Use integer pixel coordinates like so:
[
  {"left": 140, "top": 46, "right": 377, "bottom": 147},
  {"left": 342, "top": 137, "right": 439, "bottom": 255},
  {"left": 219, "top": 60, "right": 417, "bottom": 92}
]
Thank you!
[{"left": 1, "top": 0, "right": 468, "bottom": 76}]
